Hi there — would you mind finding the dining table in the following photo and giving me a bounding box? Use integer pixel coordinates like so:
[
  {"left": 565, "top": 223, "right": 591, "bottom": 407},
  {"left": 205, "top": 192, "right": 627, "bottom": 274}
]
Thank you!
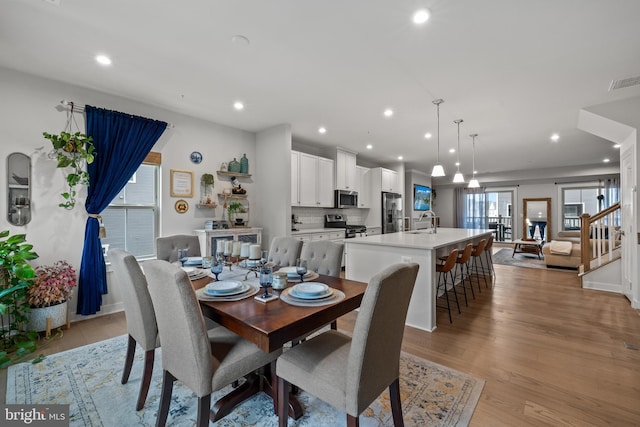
[{"left": 189, "top": 266, "right": 368, "bottom": 422}]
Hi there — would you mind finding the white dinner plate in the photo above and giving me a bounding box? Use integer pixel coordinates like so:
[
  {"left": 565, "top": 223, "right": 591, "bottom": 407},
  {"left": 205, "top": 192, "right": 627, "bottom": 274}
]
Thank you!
[
  {"left": 181, "top": 266, "right": 197, "bottom": 274},
  {"left": 292, "top": 282, "right": 329, "bottom": 297},
  {"left": 288, "top": 287, "right": 333, "bottom": 300},
  {"left": 205, "top": 280, "right": 245, "bottom": 296}
]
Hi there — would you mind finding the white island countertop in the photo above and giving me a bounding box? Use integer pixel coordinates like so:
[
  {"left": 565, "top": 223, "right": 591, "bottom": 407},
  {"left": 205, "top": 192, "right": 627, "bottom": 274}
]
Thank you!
[{"left": 346, "top": 227, "right": 493, "bottom": 250}]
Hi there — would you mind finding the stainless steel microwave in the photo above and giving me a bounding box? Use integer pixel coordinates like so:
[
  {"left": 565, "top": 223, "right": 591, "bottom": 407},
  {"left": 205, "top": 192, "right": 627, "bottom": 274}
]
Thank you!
[{"left": 335, "top": 190, "right": 358, "bottom": 208}]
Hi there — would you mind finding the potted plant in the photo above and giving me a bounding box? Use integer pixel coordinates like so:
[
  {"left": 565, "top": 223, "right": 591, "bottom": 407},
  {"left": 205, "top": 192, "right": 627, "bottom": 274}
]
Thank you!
[
  {"left": 0, "top": 230, "right": 39, "bottom": 367},
  {"left": 201, "top": 173, "right": 215, "bottom": 204},
  {"left": 227, "top": 201, "right": 245, "bottom": 225},
  {"left": 26, "top": 261, "right": 77, "bottom": 335},
  {"left": 43, "top": 131, "right": 96, "bottom": 209}
]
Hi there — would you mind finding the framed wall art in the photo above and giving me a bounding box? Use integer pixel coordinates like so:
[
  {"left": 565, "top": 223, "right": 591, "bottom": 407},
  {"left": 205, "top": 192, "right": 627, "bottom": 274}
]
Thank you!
[{"left": 170, "top": 169, "right": 193, "bottom": 197}]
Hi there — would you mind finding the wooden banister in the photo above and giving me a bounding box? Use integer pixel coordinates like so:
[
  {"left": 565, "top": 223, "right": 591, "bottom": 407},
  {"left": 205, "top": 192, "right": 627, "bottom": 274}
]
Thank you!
[{"left": 579, "top": 202, "right": 621, "bottom": 273}]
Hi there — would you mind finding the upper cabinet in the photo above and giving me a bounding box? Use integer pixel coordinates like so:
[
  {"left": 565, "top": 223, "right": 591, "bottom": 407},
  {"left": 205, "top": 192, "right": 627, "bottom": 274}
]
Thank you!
[
  {"left": 291, "top": 151, "right": 334, "bottom": 207},
  {"left": 335, "top": 149, "right": 357, "bottom": 191},
  {"left": 381, "top": 168, "right": 399, "bottom": 192},
  {"left": 356, "top": 166, "right": 370, "bottom": 208}
]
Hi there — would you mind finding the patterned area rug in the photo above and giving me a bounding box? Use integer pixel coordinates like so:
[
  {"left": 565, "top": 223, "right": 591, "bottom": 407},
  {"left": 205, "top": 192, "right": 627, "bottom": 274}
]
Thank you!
[
  {"left": 492, "top": 248, "right": 575, "bottom": 271},
  {"left": 6, "top": 335, "right": 484, "bottom": 426}
]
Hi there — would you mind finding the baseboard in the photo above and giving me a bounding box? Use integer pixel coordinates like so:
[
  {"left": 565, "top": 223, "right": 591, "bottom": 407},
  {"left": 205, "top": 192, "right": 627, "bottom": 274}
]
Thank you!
[
  {"left": 581, "top": 280, "right": 623, "bottom": 294},
  {"left": 68, "top": 302, "right": 124, "bottom": 324}
]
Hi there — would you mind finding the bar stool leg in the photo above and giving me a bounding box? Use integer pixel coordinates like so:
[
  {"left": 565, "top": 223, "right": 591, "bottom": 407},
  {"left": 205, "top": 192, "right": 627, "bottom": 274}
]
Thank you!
[
  {"left": 437, "top": 271, "right": 452, "bottom": 323},
  {"left": 454, "top": 263, "right": 469, "bottom": 307},
  {"left": 449, "top": 270, "right": 461, "bottom": 314}
]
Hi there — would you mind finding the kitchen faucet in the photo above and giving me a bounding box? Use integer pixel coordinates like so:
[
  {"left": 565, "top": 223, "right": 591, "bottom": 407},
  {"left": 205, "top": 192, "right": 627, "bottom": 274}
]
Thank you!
[{"left": 418, "top": 210, "right": 437, "bottom": 233}]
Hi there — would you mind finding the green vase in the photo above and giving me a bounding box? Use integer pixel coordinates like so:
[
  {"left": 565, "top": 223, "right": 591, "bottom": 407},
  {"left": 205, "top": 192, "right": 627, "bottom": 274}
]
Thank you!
[
  {"left": 228, "top": 158, "right": 241, "bottom": 173},
  {"left": 240, "top": 154, "right": 249, "bottom": 174}
]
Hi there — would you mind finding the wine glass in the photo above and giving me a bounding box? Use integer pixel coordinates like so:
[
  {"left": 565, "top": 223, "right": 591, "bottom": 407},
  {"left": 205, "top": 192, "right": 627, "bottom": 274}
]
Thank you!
[
  {"left": 296, "top": 259, "right": 307, "bottom": 282},
  {"left": 178, "top": 248, "right": 188, "bottom": 266},
  {"left": 259, "top": 265, "right": 273, "bottom": 299},
  {"left": 211, "top": 255, "right": 224, "bottom": 281},
  {"left": 261, "top": 250, "right": 269, "bottom": 266}
]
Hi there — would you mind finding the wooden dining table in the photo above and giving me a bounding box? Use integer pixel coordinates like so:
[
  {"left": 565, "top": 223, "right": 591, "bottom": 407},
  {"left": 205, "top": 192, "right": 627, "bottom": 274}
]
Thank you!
[{"left": 191, "top": 271, "right": 368, "bottom": 421}]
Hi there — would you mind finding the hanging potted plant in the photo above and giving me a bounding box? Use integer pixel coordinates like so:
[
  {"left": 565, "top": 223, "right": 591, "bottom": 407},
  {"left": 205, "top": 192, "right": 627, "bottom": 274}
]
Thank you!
[
  {"left": 43, "top": 130, "right": 95, "bottom": 209},
  {"left": 26, "top": 260, "right": 77, "bottom": 336},
  {"left": 201, "top": 173, "right": 215, "bottom": 205},
  {"left": 0, "top": 230, "right": 39, "bottom": 367}
]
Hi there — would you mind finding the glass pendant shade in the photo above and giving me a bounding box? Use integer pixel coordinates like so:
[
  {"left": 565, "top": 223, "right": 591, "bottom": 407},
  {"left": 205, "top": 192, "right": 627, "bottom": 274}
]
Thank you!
[
  {"left": 468, "top": 133, "right": 480, "bottom": 188},
  {"left": 453, "top": 119, "right": 464, "bottom": 183},
  {"left": 468, "top": 178, "right": 480, "bottom": 188},
  {"left": 453, "top": 171, "right": 465, "bottom": 183},
  {"left": 431, "top": 164, "right": 445, "bottom": 177},
  {"left": 431, "top": 99, "right": 445, "bottom": 177}
]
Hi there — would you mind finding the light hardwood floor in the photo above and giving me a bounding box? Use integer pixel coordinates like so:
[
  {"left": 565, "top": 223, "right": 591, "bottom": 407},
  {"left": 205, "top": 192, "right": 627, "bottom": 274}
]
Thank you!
[{"left": 3, "top": 262, "right": 640, "bottom": 426}]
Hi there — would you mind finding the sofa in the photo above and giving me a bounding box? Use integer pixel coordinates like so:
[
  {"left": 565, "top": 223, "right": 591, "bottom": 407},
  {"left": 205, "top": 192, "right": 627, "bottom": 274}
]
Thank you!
[{"left": 542, "top": 231, "right": 581, "bottom": 268}]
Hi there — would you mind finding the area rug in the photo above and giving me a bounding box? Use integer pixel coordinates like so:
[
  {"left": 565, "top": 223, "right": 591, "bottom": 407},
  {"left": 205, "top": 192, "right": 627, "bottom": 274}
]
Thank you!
[
  {"left": 492, "top": 248, "right": 575, "bottom": 271},
  {"left": 6, "top": 335, "right": 484, "bottom": 426}
]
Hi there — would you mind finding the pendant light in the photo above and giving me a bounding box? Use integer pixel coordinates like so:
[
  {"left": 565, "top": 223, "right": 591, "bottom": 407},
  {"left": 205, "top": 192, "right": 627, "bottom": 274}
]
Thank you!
[
  {"left": 468, "top": 133, "right": 480, "bottom": 188},
  {"left": 452, "top": 119, "right": 465, "bottom": 183},
  {"left": 431, "top": 99, "right": 445, "bottom": 177}
]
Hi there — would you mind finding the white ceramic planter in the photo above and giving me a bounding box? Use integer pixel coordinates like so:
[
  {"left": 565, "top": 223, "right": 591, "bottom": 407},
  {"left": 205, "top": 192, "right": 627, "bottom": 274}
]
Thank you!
[{"left": 27, "top": 301, "right": 68, "bottom": 333}]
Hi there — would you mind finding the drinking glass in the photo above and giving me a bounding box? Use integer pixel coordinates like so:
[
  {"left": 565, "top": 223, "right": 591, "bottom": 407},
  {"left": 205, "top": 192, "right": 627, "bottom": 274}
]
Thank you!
[
  {"left": 211, "top": 256, "right": 224, "bottom": 281},
  {"left": 259, "top": 265, "right": 273, "bottom": 299},
  {"left": 296, "top": 258, "right": 308, "bottom": 282},
  {"left": 178, "top": 248, "right": 188, "bottom": 266}
]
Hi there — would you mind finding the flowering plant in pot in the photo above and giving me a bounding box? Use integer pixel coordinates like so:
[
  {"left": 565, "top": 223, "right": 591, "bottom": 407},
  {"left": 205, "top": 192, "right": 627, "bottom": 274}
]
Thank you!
[{"left": 27, "top": 261, "right": 77, "bottom": 309}]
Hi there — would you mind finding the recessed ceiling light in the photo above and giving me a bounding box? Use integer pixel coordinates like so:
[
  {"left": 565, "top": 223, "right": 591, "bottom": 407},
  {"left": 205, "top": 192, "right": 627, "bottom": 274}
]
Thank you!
[
  {"left": 613, "top": 144, "right": 621, "bottom": 149},
  {"left": 383, "top": 109, "right": 394, "bottom": 117},
  {"left": 233, "top": 101, "right": 244, "bottom": 111},
  {"left": 603, "top": 158, "right": 610, "bottom": 163},
  {"left": 449, "top": 148, "right": 455, "bottom": 153},
  {"left": 95, "top": 55, "right": 112, "bottom": 66},
  {"left": 550, "top": 133, "right": 560, "bottom": 142},
  {"left": 412, "top": 9, "right": 430, "bottom": 24},
  {"left": 398, "top": 156, "right": 403, "bottom": 160},
  {"left": 231, "top": 35, "right": 250, "bottom": 46},
  {"left": 424, "top": 133, "right": 432, "bottom": 139},
  {"left": 318, "top": 127, "right": 327, "bottom": 134},
  {"left": 366, "top": 144, "right": 373, "bottom": 150}
]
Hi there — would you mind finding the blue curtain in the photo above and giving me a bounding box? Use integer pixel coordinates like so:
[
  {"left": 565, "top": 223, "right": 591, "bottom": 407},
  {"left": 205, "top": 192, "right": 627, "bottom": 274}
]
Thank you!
[{"left": 77, "top": 105, "right": 167, "bottom": 315}]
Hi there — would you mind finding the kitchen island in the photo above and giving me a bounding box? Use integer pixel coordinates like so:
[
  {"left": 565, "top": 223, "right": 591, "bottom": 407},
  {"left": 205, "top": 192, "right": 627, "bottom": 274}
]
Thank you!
[{"left": 344, "top": 228, "right": 492, "bottom": 332}]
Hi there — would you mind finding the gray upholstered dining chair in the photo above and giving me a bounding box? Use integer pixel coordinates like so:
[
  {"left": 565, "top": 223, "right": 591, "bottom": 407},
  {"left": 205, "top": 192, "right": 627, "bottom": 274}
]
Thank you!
[
  {"left": 156, "top": 234, "right": 201, "bottom": 262},
  {"left": 109, "top": 248, "right": 159, "bottom": 411},
  {"left": 276, "top": 262, "right": 419, "bottom": 427},
  {"left": 268, "top": 236, "right": 303, "bottom": 267},
  {"left": 143, "top": 260, "right": 282, "bottom": 427},
  {"left": 301, "top": 240, "right": 344, "bottom": 276}
]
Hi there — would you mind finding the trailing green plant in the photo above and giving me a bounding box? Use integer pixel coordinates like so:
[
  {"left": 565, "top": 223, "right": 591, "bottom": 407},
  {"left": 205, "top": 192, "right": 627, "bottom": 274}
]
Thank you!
[
  {"left": 227, "top": 201, "right": 245, "bottom": 220},
  {"left": 201, "top": 173, "right": 214, "bottom": 186},
  {"left": 0, "top": 230, "right": 39, "bottom": 365},
  {"left": 43, "top": 130, "right": 95, "bottom": 209}
]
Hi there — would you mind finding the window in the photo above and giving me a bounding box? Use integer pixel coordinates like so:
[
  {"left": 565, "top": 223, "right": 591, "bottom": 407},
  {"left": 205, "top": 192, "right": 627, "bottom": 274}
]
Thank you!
[
  {"left": 461, "top": 189, "right": 513, "bottom": 241},
  {"left": 101, "top": 156, "right": 160, "bottom": 259},
  {"left": 561, "top": 182, "right": 620, "bottom": 230}
]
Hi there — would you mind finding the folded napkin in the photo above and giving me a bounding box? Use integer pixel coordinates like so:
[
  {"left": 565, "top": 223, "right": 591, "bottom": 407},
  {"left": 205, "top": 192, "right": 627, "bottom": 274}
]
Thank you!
[{"left": 549, "top": 240, "right": 573, "bottom": 255}]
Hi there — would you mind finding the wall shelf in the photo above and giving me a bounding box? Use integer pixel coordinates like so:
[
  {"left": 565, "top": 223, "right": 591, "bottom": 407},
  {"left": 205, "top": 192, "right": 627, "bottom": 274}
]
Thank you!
[
  {"left": 217, "top": 170, "right": 252, "bottom": 178},
  {"left": 196, "top": 203, "right": 218, "bottom": 209},
  {"left": 217, "top": 193, "right": 247, "bottom": 200}
]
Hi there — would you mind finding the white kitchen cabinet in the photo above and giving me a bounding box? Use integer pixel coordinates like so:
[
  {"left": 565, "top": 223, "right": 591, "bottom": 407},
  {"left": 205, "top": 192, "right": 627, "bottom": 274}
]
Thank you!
[
  {"left": 291, "top": 151, "right": 300, "bottom": 206},
  {"left": 381, "top": 168, "right": 399, "bottom": 192},
  {"left": 292, "top": 151, "right": 334, "bottom": 207},
  {"left": 356, "top": 166, "right": 370, "bottom": 208},
  {"left": 335, "top": 149, "right": 357, "bottom": 191}
]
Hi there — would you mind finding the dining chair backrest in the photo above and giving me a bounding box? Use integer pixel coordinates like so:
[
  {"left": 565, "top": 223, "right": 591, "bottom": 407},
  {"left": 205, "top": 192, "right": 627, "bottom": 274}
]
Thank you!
[
  {"left": 485, "top": 235, "right": 494, "bottom": 251},
  {"left": 109, "top": 249, "right": 158, "bottom": 350},
  {"left": 144, "top": 260, "right": 214, "bottom": 396},
  {"left": 346, "top": 262, "right": 419, "bottom": 415},
  {"left": 156, "top": 235, "right": 201, "bottom": 263},
  {"left": 268, "top": 236, "right": 303, "bottom": 267},
  {"left": 301, "top": 240, "right": 344, "bottom": 276}
]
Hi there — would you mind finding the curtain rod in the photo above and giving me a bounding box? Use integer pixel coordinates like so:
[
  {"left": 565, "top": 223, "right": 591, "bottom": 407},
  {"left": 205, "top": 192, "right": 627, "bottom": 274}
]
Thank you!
[{"left": 60, "top": 100, "right": 175, "bottom": 128}]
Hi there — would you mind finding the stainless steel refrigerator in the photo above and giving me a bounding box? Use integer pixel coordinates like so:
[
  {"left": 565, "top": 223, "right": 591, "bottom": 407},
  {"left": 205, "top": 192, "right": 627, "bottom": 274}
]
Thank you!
[{"left": 382, "top": 192, "right": 403, "bottom": 233}]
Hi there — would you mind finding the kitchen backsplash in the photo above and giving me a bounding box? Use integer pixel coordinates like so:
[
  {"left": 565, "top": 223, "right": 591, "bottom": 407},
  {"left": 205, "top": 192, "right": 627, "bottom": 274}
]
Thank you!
[{"left": 292, "top": 207, "right": 366, "bottom": 230}]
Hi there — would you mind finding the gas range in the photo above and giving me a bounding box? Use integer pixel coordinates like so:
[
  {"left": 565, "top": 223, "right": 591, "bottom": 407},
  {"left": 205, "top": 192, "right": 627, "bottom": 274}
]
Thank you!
[{"left": 324, "top": 214, "right": 367, "bottom": 238}]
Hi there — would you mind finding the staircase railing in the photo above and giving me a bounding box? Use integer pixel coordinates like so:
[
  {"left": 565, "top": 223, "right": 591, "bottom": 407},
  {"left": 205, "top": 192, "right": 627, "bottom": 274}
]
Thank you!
[{"left": 580, "top": 202, "right": 621, "bottom": 273}]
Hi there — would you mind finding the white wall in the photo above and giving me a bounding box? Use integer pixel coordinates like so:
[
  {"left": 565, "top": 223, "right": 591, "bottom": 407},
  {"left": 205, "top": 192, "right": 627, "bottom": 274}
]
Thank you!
[{"left": 0, "top": 67, "right": 261, "bottom": 320}]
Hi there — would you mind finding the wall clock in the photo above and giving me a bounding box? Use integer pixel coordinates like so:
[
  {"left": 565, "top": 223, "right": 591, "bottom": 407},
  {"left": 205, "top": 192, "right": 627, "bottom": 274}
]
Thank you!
[{"left": 190, "top": 151, "right": 203, "bottom": 164}]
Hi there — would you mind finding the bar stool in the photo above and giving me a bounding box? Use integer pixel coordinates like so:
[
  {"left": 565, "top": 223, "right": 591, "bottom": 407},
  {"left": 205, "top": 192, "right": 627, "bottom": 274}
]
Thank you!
[
  {"left": 438, "top": 243, "right": 474, "bottom": 306},
  {"left": 470, "top": 239, "right": 488, "bottom": 292},
  {"left": 436, "top": 248, "right": 460, "bottom": 323},
  {"left": 483, "top": 235, "right": 495, "bottom": 277}
]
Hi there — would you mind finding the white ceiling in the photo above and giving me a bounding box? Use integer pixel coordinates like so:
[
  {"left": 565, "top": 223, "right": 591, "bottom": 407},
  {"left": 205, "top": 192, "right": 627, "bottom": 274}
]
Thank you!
[{"left": 2, "top": 0, "right": 640, "bottom": 178}]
